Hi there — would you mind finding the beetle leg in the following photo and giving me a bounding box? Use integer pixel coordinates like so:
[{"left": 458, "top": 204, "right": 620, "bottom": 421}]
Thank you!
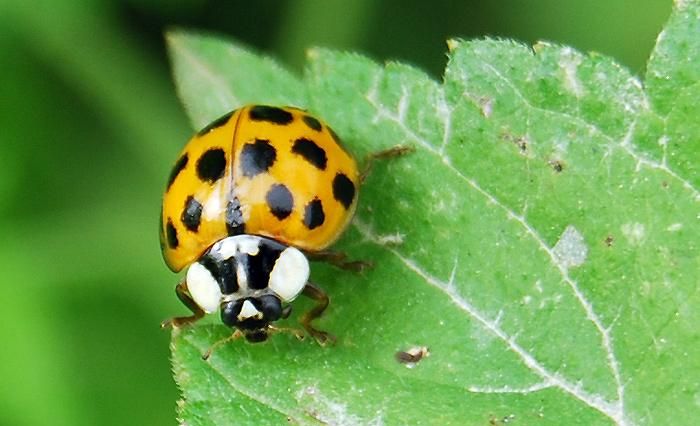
[
  {"left": 305, "top": 250, "right": 373, "bottom": 272},
  {"left": 360, "top": 145, "right": 414, "bottom": 182},
  {"left": 202, "top": 330, "right": 243, "bottom": 361},
  {"left": 269, "top": 325, "right": 305, "bottom": 340},
  {"left": 300, "top": 282, "right": 336, "bottom": 346},
  {"left": 160, "top": 278, "right": 205, "bottom": 329}
]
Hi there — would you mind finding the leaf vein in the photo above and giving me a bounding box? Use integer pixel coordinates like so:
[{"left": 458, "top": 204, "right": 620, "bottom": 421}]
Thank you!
[
  {"left": 362, "top": 85, "right": 628, "bottom": 423},
  {"left": 471, "top": 59, "right": 700, "bottom": 199},
  {"left": 181, "top": 333, "right": 318, "bottom": 425},
  {"left": 354, "top": 220, "right": 629, "bottom": 425},
  {"left": 170, "top": 37, "right": 241, "bottom": 120}
]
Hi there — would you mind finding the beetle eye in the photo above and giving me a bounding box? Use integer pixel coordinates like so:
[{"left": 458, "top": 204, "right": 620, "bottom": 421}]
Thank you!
[
  {"left": 220, "top": 300, "right": 243, "bottom": 327},
  {"left": 256, "top": 294, "right": 282, "bottom": 321}
]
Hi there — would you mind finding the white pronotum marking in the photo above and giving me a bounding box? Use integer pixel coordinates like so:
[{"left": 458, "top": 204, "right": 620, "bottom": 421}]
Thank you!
[
  {"left": 213, "top": 234, "right": 261, "bottom": 259},
  {"left": 186, "top": 262, "right": 222, "bottom": 313},
  {"left": 210, "top": 235, "right": 266, "bottom": 291},
  {"left": 269, "top": 247, "right": 309, "bottom": 302}
]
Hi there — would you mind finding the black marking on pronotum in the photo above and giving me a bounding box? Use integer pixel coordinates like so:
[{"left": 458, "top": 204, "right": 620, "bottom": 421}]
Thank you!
[
  {"left": 332, "top": 173, "right": 355, "bottom": 209},
  {"left": 197, "top": 110, "right": 234, "bottom": 136},
  {"left": 218, "top": 257, "right": 239, "bottom": 294},
  {"left": 226, "top": 197, "right": 245, "bottom": 235},
  {"left": 266, "top": 184, "right": 294, "bottom": 220},
  {"left": 302, "top": 115, "right": 322, "bottom": 132},
  {"left": 167, "top": 154, "right": 188, "bottom": 189},
  {"left": 181, "top": 196, "right": 203, "bottom": 232},
  {"left": 199, "top": 255, "right": 222, "bottom": 283},
  {"left": 196, "top": 148, "right": 227, "bottom": 182},
  {"left": 197, "top": 255, "right": 237, "bottom": 294},
  {"left": 292, "top": 138, "right": 327, "bottom": 170},
  {"left": 240, "top": 139, "right": 277, "bottom": 177},
  {"left": 199, "top": 254, "right": 239, "bottom": 295},
  {"left": 303, "top": 198, "right": 325, "bottom": 230},
  {"left": 246, "top": 241, "right": 284, "bottom": 290},
  {"left": 166, "top": 219, "right": 179, "bottom": 249},
  {"left": 249, "top": 105, "right": 293, "bottom": 125}
]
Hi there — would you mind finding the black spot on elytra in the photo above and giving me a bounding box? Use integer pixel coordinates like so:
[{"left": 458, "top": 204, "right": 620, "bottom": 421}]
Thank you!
[
  {"left": 240, "top": 139, "right": 277, "bottom": 177},
  {"left": 197, "top": 110, "right": 234, "bottom": 136},
  {"left": 226, "top": 197, "right": 245, "bottom": 235},
  {"left": 332, "top": 173, "right": 355, "bottom": 209},
  {"left": 166, "top": 219, "right": 179, "bottom": 249},
  {"left": 303, "top": 198, "right": 325, "bottom": 230},
  {"left": 181, "top": 196, "right": 203, "bottom": 232},
  {"left": 196, "top": 148, "right": 227, "bottom": 182},
  {"left": 167, "top": 154, "right": 188, "bottom": 189},
  {"left": 302, "top": 115, "right": 322, "bottom": 131},
  {"left": 249, "top": 105, "right": 293, "bottom": 125},
  {"left": 292, "top": 138, "right": 327, "bottom": 170},
  {"left": 266, "top": 184, "right": 294, "bottom": 220}
]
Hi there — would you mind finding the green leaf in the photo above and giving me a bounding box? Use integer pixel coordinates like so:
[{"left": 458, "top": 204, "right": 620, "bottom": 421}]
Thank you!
[
  {"left": 167, "top": 31, "right": 306, "bottom": 129},
  {"left": 166, "top": 1, "right": 700, "bottom": 423}
]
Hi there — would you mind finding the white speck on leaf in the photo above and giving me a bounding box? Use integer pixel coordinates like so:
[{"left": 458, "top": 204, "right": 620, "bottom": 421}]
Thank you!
[
  {"left": 553, "top": 138, "right": 571, "bottom": 156},
  {"left": 375, "top": 232, "right": 405, "bottom": 245},
  {"left": 471, "top": 320, "right": 497, "bottom": 350},
  {"left": 296, "top": 385, "right": 382, "bottom": 426},
  {"left": 552, "top": 225, "right": 588, "bottom": 269},
  {"left": 469, "top": 381, "right": 553, "bottom": 394},
  {"left": 666, "top": 223, "right": 682, "bottom": 232},
  {"left": 480, "top": 97, "right": 494, "bottom": 118},
  {"left": 559, "top": 47, "right": 584, "bottom": 97},
  {"left": 621, "top": 222, "right": 646, "bottom": 245}
]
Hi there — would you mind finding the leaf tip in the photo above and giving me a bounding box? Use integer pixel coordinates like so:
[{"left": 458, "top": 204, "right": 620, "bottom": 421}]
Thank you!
[
  {"left": 306, "top": 47, "right": 321, "bottom": 61},
  {"left": 672, "top": 0, "right": 690, "bottom": 10},
  {"left": 532, "top": 40, "right": 553, "bottom": 54},
  {"left": 164, "top": 27, "right": 188, "bottom": 46},
  {"left": 446, "top": 38, "right": 462, "bottom": 52}
]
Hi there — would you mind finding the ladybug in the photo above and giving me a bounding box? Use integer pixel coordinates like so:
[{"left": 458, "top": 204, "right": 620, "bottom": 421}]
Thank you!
[{"left": 160, "top": 105, "right": 405, "bottom": 348}]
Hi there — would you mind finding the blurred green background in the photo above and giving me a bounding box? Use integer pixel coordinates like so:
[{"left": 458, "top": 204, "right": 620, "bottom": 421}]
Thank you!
[{"left": 0, "top": 1, "right": 671, "bottom": 425}]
